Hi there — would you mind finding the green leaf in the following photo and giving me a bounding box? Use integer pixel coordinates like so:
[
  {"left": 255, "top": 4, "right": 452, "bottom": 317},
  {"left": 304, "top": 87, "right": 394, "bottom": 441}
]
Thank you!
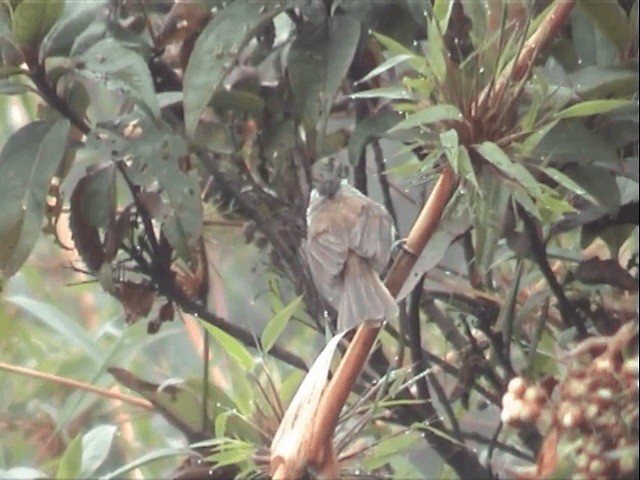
[
  {"left": 355, "top": 53, "right": 415, "bottom": 85},
  {"left": 0, "top": 119, "right": 70, "bottom": 279},
  {"left": 205, "top": 439, "right": 255, "bottom": 469},
  {"left": 372, "top": 31, "right": 426, "bottom": 73},
  {"left": 555, "top": 99, "right": 634, "bottom": 119},
  {"left": 261, "top": 295, "right": 303, "bottom": 353},
  {"left": 12, "top": 0, "right": 64, "bottom": 48},
  {"left": 0, "top": 79, "right": 36, "bottom": 95},
  {"left": 571, "top": 3, "right": 619, "bottom": 67},
  {"left": 39, "top": 0, "right": 102, "bottom": 60},
  {"left": 348, "top": 86, "right": 413, "bottom": 100},
  {"left": 183, "top": 1, "right": 287, "bottom": 137},
  {"left": 77, "top": 37, "right": 160, "bottom": 118},
  {"left": 389, "top": 104, "right": 462, "bottom": 132},
  {"left": 212, "top": 88, "right": 265, "bottom": 116},
  {"left": 199, "top": 321, "right": 255, "bottom": 372},
  {"left": 440, "top": 128, "right": 459, "bottom": 171},
  {"left": 565, "top": 164, "right": 620, "bottom": 214},
  {"left": 362, "top": 430, "right": 423, "bottom": 471},
  {"left": 287, "top": 15, "right": 361, "bottom": 129},
  {"left": 56, "top": 431, "right": 83, "bottom": 480},
  {"left": 348, "top": 109, "right": 402, "bottom": 165},
  {"left": 540, "top": 166, "right": 597, "bottom": 203},
  {"left": 7, "top": 295, "right": 103, "bottom": 362},
  {"left": 533, "top": 120, "right": 620, "bottom": 169},
  {"left": 457, "top": 145, "right": 478, "bottom": 188},
  {"left": 80, "top": 424, "right": 117, "bottom": 477},
  {"left": 474, "top": 169, "right": 510, "bottom": 274},
  {"left": 80, "top": 163, "right": 116, "bottom": 229},
  {"left": 476, "top": 141, "right": 542, "bottom": 199},
  {"left": 569, "top": 66, "right": 638, "bottom": 99},
  {"left": 577, "top": 0, "right": 630, "bottom": 58}
]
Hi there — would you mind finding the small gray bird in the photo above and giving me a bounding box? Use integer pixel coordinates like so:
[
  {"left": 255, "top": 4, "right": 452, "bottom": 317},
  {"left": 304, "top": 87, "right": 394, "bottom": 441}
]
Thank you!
[{"left": 306, "top": 162, "right": 398, "bottom": 332}]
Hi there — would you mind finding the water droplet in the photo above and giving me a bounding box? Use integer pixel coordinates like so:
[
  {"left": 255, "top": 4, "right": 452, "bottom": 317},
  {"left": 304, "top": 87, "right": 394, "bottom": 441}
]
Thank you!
[
  {"left": 412, "top": 40, "right": 419, "bottom": 47},
  {"left": 422, "top": 9, "right": 429, "bottom": 17},
  {"left": 479, "top": 67, "right": 485, "bottom": 74},
  {"left": 577, "top": 58, "right": 583, "bottom": 65}
]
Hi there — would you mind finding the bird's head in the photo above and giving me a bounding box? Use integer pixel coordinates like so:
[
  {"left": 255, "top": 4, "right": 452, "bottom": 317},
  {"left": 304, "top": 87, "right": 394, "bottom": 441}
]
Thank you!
[{"left": 313, "top": 157, "right": 345, "bottom": 199}]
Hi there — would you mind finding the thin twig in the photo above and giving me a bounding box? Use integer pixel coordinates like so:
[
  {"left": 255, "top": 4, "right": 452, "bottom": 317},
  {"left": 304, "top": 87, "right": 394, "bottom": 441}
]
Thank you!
[{"left": 0, "top": 361, "right": 153, "bottom": 410}]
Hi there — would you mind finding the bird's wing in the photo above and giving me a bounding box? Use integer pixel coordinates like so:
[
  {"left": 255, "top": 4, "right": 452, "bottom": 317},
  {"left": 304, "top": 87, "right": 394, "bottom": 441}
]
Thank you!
[
  {"left": 306, "top": 198, "right": 350, "bottom": 307},
  {"left": 341, "top": 189, "right": 395, "bottom": 273}
]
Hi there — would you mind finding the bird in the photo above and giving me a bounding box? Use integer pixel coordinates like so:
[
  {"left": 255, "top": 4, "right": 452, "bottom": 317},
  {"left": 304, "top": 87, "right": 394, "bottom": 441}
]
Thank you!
[{"left": 305, "top": 160, "right": 398, "bottom": 332}]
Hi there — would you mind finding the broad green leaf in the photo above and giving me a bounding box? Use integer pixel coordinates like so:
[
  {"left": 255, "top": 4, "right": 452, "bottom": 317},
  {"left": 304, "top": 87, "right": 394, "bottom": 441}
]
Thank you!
[
  {"left": 212, "top": 88, "right": 265, "bottom": 116},
  {"left": 389, "top": 104, "right": 462, "bottom": 132},
  {"left": 183, "top": 1, "right": 286, "bottom": 137},
  {"left": 569, "top": 66, "right": 638, "bottom": 99},
  {"left": 199, "top": 321, "right": 255, "bottom": 372},
  {"left": 348, "top": 109, "right": 402, "bottom": 165},
  {"left": 476, "top": 141, "right": 542, "bottom": 198},
  {"left": 571, "top": 3, "right": 619, "bottom": 67},
  {"left": 578, "top": 0, "right": 630, "bottom": 58},
  {"left": 77, "top": 38, "right": 160, "bottom": 118},
  {"left": 12, "top": 0, "right": 64, "bottom": 48},
  {"left": 56, "top": 432, "right": 83, "bottom": 480},
  {"left": 80, "top": 424, "right": 117, "bottom": 477},
  {"left": 79, "top": 163, "right": 116, "bottom": 229},
  {"left": 555, "top": 99, "right": 634, "bottom": 119},
  {"left": 261, "top": 295, "right": 303, "bottom": 353},
  {"left": 540, "top": 166, "right": 597, "bottom": 203},
  {"left": 7, "top": 295, "right": 103, "bottom": 362},
  {"left": 355, "top": 53, "right": 415, "bottom": 85},
  {"left": 287, "top": 15, "right": 361, "bottom": 129},
  {"left": 39, "top": 0, "right": 102, "bottom": 60},
  {"left": 0, "top": 119, "right": 70, "bottom": 279},
  {"left": 532, "top": 120, "right": 620, "bottom": 169},
  {"left": 564, "top": 164, "right": 620, "bottom": 214}
]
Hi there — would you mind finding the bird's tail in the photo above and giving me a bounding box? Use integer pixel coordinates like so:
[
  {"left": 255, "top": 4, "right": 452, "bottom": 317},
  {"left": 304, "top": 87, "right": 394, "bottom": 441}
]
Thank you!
[{"left": 337, "top": 253, "right": 398, "bottom": 332}]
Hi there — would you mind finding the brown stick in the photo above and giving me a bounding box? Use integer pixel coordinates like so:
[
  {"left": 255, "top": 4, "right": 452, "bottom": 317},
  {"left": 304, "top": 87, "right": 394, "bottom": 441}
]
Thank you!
[
  {"left": 476, "top": 0, "right": 576, "bottom": 111},
  {"left": 0, "top": 360, "right": 153, "bottom": 410}
]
